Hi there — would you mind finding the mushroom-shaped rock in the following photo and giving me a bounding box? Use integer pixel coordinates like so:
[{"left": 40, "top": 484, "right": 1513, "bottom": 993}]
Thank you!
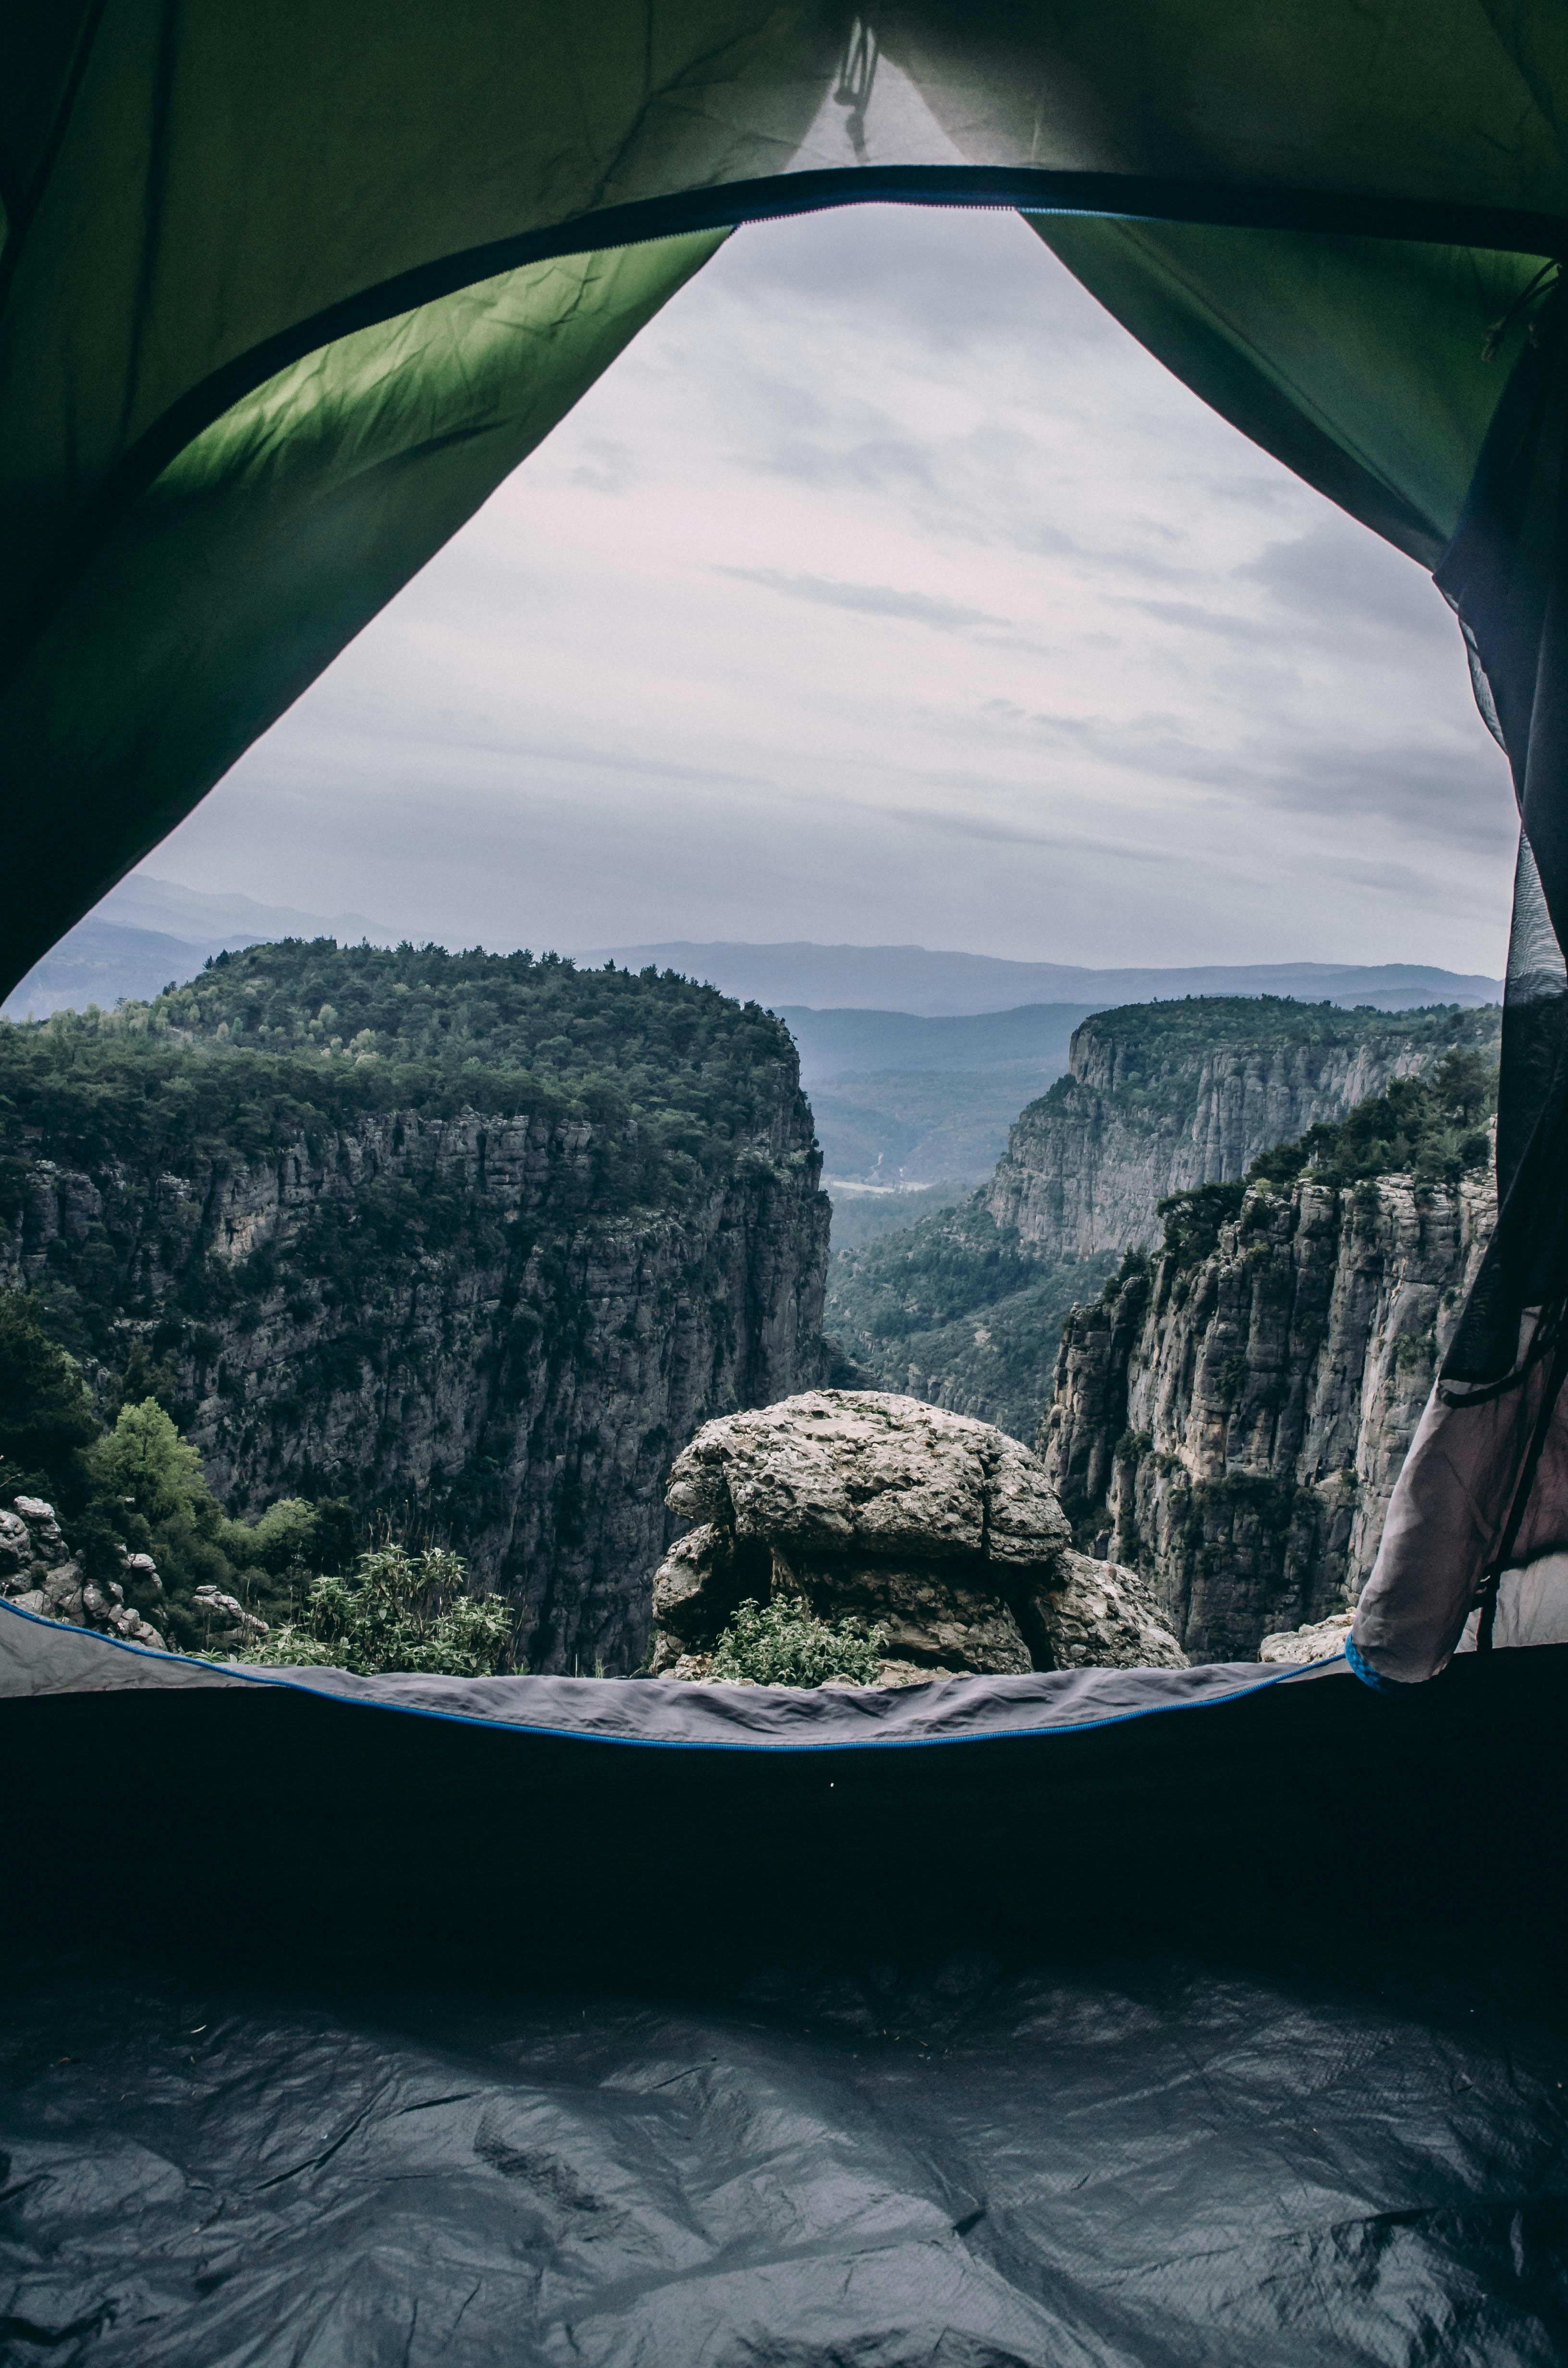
[
  {"left": 666, "top": 1391, "right": 994, "bottom": 1559},
  {"left": 650, "top": 1391, "right": 1184, "bottom": 1684}
]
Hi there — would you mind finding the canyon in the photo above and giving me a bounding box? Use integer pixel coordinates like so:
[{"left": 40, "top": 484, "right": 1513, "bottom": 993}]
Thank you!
[
  {"left": 987, "top": 999, "right": 1500, "bottom": 1264},
  {"left": 1038, "top": 1164, "right": 1494, "bottom": 1660}
]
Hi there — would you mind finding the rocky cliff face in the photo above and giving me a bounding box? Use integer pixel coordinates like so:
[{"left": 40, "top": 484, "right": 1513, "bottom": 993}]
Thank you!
[
  {"left": 987, "top": 1000, "right": 1499, "bottom": 1265},
  {"left": 1037, "top": 1168, "right": 1494, "bottom": 1661},
  {"left": 3, "top": 1098, "right": 829, "bottom": 1673}
]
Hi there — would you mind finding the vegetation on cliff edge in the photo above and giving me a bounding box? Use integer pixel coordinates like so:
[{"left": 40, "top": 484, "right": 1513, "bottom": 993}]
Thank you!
[
  {"left": 1155, "top": 1047, "right": 1497, "bottom": 1270},
  {"left": 0, "top": 1292, "right": 352, "bottom": 1648},
  {"left": 1012, "top": 997, "right": 1500, "bottom": 1141}
]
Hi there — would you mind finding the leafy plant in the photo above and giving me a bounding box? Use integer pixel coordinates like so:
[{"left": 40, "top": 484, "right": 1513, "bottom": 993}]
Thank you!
[
  {"left": 708, "top": 1594, "right": 886, "bottom": 1688},
  {"left": 0, "top": 1288, "right": 359, "bottom": 1641},
  {"left": 231, "top": 1542, "right": 514, "bottom": 1675},
  {"left": 1156, "top": 1181, "right": 1247, "bottom": 1270}
]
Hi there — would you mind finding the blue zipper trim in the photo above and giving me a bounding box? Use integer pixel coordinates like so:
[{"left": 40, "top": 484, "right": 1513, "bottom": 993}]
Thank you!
[{"left": 1344, "top": 1631, "right": 1417, "bottom": 1695}]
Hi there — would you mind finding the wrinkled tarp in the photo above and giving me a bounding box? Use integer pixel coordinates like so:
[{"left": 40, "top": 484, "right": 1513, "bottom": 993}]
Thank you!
[
  {"left": 6, "top": 1960, "right": 1568, "bottom": 2367},
  {"left": 7, "top": 1608, "right": 1568, "bottom": 2360},
  {"left": 0, "top": 1594, "right": 1324, "bottom": 1737}
]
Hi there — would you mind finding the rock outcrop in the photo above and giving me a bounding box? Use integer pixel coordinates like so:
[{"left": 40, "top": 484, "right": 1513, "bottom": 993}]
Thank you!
[
  {"left": 191, "top": 1584, "right": 269, "bottom": 1651},
  {"left": 987, "top": 1001, "right": 1499, "bottom": 1266},
  {"left": 1258, "top": 1612, "right": 1354, "bottom": 1665},
  {"left": 1038, "top": 1168, "right": 1494, "bottom": 1661},
  {"left": 649, "top": 1390, "right": 1185, "bottom": 1681},
  {"left": 0, "top": 1497, "right": 167, "bottom": 1648}
]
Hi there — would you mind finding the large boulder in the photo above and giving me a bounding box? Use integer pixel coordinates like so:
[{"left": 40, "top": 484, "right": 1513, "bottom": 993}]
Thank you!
[{"left": 650, "top": 1392, "right": 1184, "bottom": 1683}]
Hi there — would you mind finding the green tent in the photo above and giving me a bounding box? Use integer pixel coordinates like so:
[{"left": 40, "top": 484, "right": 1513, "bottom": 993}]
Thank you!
[{"left": 5, "top": 2, "right": 1568, "bottom": 1680}]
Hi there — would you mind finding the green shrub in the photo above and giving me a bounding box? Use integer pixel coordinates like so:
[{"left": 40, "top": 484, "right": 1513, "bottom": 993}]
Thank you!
[
  {"left": 708, "top": 1595, "right": 886, "bottom": 1688},
  {"left": 0, "top": 1293, "right": 360, "bottom": 1642},
  {"left": 232, "top": 1542, "right": 515, "bottom": 1676}
]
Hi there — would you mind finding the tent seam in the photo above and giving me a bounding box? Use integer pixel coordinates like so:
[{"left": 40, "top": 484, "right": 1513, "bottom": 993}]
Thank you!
[{"left": 0, "top": 1597, "right": 1342, "bottom": 1751}]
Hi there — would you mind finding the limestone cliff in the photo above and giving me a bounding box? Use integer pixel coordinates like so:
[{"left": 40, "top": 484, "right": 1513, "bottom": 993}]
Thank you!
[
  {"left": 1, "top": 958, "right": 832, "bottom": 1674},
  {"left": 988, "top": 999, "right": 1499, "bottom": 1265},
  {"left": 1038, "top": 1168, "right": 1494, "bottom": 1661}
]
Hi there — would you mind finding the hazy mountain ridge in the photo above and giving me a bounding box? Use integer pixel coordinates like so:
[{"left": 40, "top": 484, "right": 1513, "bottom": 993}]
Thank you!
[
  {"left": 3, "top": 878, "right": 395, "bottom": 1022},
  {"left": 582, "top": 940, "right": 1503, "bottom": 1018}
]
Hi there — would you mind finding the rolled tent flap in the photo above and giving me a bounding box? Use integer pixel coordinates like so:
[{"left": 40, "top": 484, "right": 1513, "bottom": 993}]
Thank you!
[{"left": 1353, "top": 296, "right": 1568, "bottom": 1685}]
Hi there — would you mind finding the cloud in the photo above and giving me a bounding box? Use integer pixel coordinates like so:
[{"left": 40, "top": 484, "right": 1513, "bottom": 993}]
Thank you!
[
  {"left": 129, "top": 202, "right": 1516, "bottom": 976},
  {"left": 567, "top": 436, "right": 638, "bottom": 496},
  {"left": 974, "top": 693, "right": 1513, "bottom": 854},
  {"left": 1256, "top": 739, "right": 1516, "bottom": 852},
  {"left": 723, "top": 202, "right": 1124, "bottom": 356},
  {"left": 717, "top": 567, "right": 1011, "bottom": 635},
  {"left": 1235, "top": 522, "right": 1456, "bottom": 644},
  {"left": 1111, "top": 596, "right": 1278, "bottom": 647}
]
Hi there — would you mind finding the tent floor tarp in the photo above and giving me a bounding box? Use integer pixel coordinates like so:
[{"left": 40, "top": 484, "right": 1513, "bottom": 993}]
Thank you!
[
  {"left": 6, "top": 1621, "right": 1568, "bottom": 2360},
  {"left": 6, "top": 1954, "right": 1568, "bottom": 2367}
]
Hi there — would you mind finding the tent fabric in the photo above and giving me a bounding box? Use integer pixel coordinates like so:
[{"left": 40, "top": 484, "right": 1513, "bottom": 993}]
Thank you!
[
  {"left": 3, "top": 2, "right": 1567, "bottom": 991},
  {"left": 1031, "top": 220, "right": 1532, "bottom": 570},
  {"left": 0, "top": 230, "right": 724, "bottom": 971},
  {"left": 8, "top": 1617, "right": 1568, "bottom": 2362},
  {"left": 1, "top": 17, "right": 1567, "bottom": 1652},
  {"left": 6, "top": 1962, "right": 1568, "bottom": 2367},
  {"left": 1352, "top": 295, "right": 1568, "bottom": 1685},
  {"left": 13, "top": 15, "right": 1568, "bottom": 2356},
  {"left": 0, "top": 1595, "right": 1330, "bottom": 1737},
  {"left": 5, "top": 15, "right": 1568, "bottom": 1695}
]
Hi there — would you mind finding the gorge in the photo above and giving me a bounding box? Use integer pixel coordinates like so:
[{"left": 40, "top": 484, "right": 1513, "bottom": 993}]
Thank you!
[
  {"left": 828, "top": 999, "right": 1501, "bottom": 1443},
  {"left": 1038, "top": 1054, "right": 1497, "bottom": 1660}
]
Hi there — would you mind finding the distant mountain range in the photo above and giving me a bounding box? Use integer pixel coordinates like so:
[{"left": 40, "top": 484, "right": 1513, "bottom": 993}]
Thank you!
[
  {"left": 2, "top": 878, "right": 393, "bottom": 1020},
  {"left": 10, "top": 894, "right": 1503, "bottom": 1027},
  {"left": 102, "top": 876, "right": 389, "bottom": 946},
  {"left": 782, "top": 1003, "right": 1099, "bottom": 1208},
  {"left": 7, "top": 897, "right": 1505, "bottom": 1213},
  {"left": 583, "top": 941, "right": 1503, "bottom": 1018},
  {"left": 782, "top": 1003, "right": 1099, "bottom": 1082}
]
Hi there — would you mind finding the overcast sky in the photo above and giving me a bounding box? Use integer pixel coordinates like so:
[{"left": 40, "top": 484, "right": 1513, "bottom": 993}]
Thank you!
[{"left": 136, "top": 203, "right": 1519, "bottom": 973}]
